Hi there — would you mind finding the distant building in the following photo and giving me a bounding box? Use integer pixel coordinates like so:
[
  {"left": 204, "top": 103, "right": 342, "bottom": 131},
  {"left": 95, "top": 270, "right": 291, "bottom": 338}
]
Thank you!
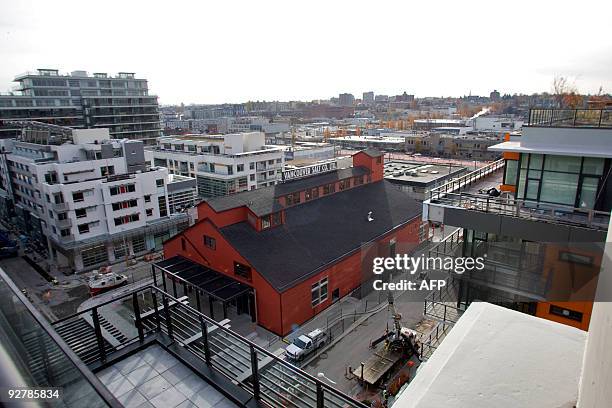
[
  {"left": 339, "top": 93, "right": 355, "bottom": 107},
  {"left": 362, "top": 91, "right": 375, "bottom": 105},
  {"left": 0, "top": 69, "right": 162, "bottom": 143},
  {"left": 145, "top": 132, "right": 284, "bottom": 198},
  {"left": 413, "top": 118, "right": 466, "bottom": 130},
  {"left": 329, "top": 135, "right": 405, "bottom": 152},
  {"left": 0, "top": 124, "right": 193, "bottom": 272},
  {"left": 490, "top": 89, "right": 501, "bottom": 100},
  {"left": 302, "top": 105, "right": 354, "bottom": 119}
]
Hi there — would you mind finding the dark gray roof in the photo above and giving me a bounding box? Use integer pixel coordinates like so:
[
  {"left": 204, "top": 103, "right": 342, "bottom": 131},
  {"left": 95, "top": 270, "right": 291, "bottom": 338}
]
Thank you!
[
  {"left": 219, "top": 180, "right": 422, "bottom": 292},
  {"left": 205, "top": 166, "right": 370, "bottom": 216},
  {"left": 360, "top": 148, "right": 385, "bottom": 158}
]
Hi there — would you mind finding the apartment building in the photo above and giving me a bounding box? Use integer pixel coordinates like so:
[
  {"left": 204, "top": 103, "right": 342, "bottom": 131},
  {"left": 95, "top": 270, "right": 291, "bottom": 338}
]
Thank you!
[
  {"left": 145, "top": 132, "right": 285, "bottom": 198},
  {"left": 0, "top": 68, "right": 161, "bottom": 142},
  {"left": 0, "top": 124, "right": 195, "bottom": 272},
  {"left": 405, "top": 132, "right": 503, "bottom": 160},
  {"left": 423, "top": 108, "right": 612, "bottom": 331}
]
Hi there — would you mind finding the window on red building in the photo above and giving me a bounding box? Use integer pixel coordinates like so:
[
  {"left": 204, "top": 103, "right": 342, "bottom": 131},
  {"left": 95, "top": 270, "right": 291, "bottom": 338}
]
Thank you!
[
  {"left": 203, "top": 235, "right": 216, "bottom": 250},
  {"left": 323, "top": 183, "right": 335, "bottom": 195},
  {"left": 311, "top": 277, "right": 328, "bottom": 307},
  {"left": 305, "top": 187, "right": 319, "bottom": 201},
  {"left": 234, "top": 262, "right": 252, "bottom": 281},
  {"left": 285, "top": 192, "right": 301, "bottom": 206}
]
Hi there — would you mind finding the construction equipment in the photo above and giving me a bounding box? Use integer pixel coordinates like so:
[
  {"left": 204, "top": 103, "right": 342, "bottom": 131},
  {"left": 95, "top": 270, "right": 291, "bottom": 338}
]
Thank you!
[{"left": 353, "top": 291, "right": 421, "bottom": 386}]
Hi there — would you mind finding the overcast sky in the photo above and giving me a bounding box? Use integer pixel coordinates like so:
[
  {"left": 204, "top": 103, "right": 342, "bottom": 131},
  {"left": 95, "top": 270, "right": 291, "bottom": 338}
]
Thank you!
[{"left": 1, "top": 0, "right": 611, "bottom": 105}]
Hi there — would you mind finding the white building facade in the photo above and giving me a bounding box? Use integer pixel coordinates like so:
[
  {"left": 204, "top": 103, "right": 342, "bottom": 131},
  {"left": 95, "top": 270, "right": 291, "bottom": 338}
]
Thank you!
[
  {"left": 0, "top": 127, "right": 195, "bottom": 272},
  {"left": 145, "top": 132, "right": 285, "bottom": 198}
]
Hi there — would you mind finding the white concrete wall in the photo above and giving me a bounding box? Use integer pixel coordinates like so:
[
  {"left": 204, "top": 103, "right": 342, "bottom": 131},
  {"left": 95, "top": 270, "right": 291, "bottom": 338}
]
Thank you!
[{"left": 577, "top": 224, "right": 612, "bottom": 407}]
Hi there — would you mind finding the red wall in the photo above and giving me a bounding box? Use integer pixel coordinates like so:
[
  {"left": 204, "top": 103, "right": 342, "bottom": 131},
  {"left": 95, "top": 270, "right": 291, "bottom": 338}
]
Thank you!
[
  {"left": 164, "top": 218, "right": 283, "bottom": 334},
  {"left": 353, "top": 151, "right": 384, "bottom": 182},
  {"left": 277, "top": 217, "right": 422, "bottom": 335},
  {"left": 165, "top": 216, "right": 423, "bottom": 336}
]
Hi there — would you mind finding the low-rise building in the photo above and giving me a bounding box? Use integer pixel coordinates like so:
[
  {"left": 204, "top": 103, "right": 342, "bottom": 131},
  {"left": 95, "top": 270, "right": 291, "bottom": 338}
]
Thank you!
[
  {"left": 145, "top": 132, "right": 285, "bottom": 198},
  {"left": 329, "top": 135, "right": 405, "bottom": 151},
  {"left": 161, "top": 149, "right": 427, "bottom": 335},
  {"left": 0, "top": 124, "right": 194, "bottom": 272},
  {"left": 384, "top": 160, "right": 467, "bottom": 200}
]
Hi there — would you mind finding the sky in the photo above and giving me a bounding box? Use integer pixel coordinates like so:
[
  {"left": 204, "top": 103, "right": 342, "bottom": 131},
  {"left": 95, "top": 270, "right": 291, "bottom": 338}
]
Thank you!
[{"left": 1, "top": 0, "right": 611, "bottom": 105}]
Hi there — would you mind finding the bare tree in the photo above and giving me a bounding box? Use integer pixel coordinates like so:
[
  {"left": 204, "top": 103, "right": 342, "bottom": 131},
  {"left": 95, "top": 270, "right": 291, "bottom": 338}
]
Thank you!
[{"left": 552, "top": 76, "right": 582, "bottom": 108}]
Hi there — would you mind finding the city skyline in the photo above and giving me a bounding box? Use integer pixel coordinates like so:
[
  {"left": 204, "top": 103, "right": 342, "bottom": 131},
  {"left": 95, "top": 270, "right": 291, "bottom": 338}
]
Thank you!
[{"left": 1, "top": 0, "right": 612, "bottom": 105}]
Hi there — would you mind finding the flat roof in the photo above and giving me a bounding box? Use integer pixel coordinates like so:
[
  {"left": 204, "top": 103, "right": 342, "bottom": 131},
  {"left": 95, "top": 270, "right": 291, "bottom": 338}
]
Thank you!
[
  {"left": 384, "top": 161, "right": 466, "bottom": 186},
  {"left": 489, "top": 141, "right": 612, "bottom": 158},
  {"left": 395, "top": 303, "right": 586, "bottom": 408}
]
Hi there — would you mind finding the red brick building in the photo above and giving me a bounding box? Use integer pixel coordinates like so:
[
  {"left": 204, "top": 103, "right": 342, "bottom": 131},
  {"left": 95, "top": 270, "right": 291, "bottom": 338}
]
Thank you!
[{"left": 163, "top": 149, "right": 424, "bottom": 335}]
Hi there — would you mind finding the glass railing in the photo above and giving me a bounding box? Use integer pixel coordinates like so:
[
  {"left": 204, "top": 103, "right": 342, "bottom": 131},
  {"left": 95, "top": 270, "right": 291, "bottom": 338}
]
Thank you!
[{"left": 0, "top": 268, "right": 120, "bottom": 407}]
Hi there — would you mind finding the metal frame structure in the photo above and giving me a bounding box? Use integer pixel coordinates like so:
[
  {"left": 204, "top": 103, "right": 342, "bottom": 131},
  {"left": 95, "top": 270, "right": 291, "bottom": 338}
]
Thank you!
[{"left": 51, "top": 279, "right": 368, "bottom": 408}]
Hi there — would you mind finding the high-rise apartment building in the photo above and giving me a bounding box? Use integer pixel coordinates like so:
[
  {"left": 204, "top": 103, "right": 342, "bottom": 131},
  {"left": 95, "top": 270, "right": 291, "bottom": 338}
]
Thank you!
[
  {"left": 145, "top": 132, "right": 285, "bottom": 198},
  {"left": 0, "top": 123, "right": 194, "bottom": 271},
  {"left": 362, "top": 91, "right": 375, "bottom": 105},
  {"left": 339, "top": 93, "right": 355, "bottom": 107},
  {"left": 0, "top": 68, "right": 162, "bottom": 142}
]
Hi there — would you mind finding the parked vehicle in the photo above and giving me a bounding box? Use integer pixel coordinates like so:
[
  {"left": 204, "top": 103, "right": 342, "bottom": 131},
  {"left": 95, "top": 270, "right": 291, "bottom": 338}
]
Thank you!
[{"left": 285, "top": 328, "right": 327, "bottom": 361}]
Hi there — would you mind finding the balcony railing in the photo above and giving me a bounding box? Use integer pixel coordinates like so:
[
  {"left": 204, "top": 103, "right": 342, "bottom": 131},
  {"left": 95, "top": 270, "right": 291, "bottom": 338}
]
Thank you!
[
  {"left": 51, "top": 281, "right": 367, "bottom": 408},
  {"left": 429, "top": 158, "right": 505, "bottom": 201},
  {"left": 527, "top": 108, "right": 612, "bottom": 128},
  {"left": 430, "top": 190, "right": 610, "bottom": 230}
]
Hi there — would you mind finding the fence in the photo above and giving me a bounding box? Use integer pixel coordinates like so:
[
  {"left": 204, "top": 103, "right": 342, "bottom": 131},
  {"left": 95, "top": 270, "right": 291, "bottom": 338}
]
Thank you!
[
  {"left": 428, "top": 159, "right": 505, "bottom": 201},
  {"left": 528, "top": 108, "right": 612, "bottom": 128}
]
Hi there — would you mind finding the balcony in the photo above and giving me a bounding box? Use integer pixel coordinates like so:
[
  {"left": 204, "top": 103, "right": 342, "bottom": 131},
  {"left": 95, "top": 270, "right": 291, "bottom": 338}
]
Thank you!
[
  {"left": 52, "top": 201, "right": 69, "bottom": 211},
  {"left": 425, "top": 158, "right": 610, "bottom": 231},
  {"left": 56, "top": 217, "right": 72, "bottom": 228},
  {"left": 527, "top": 108, "right": 612, "bottom": 128},
  {"left": 49, "top": 278, "right": 367, "bottom": 408}
]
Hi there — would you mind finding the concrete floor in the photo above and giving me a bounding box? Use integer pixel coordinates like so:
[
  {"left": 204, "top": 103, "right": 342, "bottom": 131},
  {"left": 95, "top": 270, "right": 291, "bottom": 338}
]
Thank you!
[{"left": 97, "top": 344, "right": 237, "bottom": 408}]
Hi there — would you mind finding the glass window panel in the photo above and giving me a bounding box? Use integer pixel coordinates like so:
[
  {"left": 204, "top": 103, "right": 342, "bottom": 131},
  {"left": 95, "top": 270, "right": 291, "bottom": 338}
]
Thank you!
[
  {"left": 520, "top": 154, "right": 528, "bottom": 169},
  {"left": 504, "top": 160, "right": 518, "bottom": 186},
  {"left": 528, "top": 169, "right": 541, "bottom": 179},
  {"left": 526, "top": 180, "right": 539, "bottom": 200},
  {"left": 539, "top": 172, "right": 579, "bottom": 205},
  {"left": 578, "top": 177, "right": 599, "bottom": 209},
  {"left": 582, "top": 157, "right": 604, "bottom": 175},
  {"left": 544, "top": 155, "right": 582, "bottom": 173},
  {"left": 529, "top": 154, "right": 543, "bottom": 169},
  {"left": 517, "top": 171, "right": 527, "bottom": 199}
]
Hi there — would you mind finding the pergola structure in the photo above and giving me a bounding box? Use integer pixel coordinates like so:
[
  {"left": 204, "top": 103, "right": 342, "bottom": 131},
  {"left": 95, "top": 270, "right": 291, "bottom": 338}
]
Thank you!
[{"left": 152, "top": 256, "right": 255, "bottom": 322}]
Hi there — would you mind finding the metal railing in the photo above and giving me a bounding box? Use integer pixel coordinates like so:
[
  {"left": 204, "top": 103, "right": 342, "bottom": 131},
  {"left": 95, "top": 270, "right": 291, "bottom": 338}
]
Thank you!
[
  {"left": 51, "top": 282, "right": 368, "bottom": 408},
  {"left": 429, "top": 159, "right": 505, "bottom": 201},
  {"left": 428, "top": 227, "right": 463, "bottom": 259},
  {"left": 423, "top": 279, "right": 465, "bottom": 325},
  {"left": 430, "top": 191, "right": 610, "bottom": 230},
  {"left": 528, "top": 108, "right": 612, "bottom": 128}
]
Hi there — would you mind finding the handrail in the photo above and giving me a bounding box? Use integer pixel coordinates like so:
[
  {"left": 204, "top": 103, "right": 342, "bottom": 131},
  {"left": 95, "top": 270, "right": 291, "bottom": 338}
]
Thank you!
[
  {"left": 52, "top": 281, "right": 368, "bottom": 408},
  {"left": 431, "top": 191, "right": 610, "bottom": 230},
  {"left": 528, "top": 108, "right": 612, "bottom": 128},
  {"left": 429, "top": 158, "right": 505, "bottom": 200},
  {"left": 0, "top": 268, "right": 121, "bottom": 407}
]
